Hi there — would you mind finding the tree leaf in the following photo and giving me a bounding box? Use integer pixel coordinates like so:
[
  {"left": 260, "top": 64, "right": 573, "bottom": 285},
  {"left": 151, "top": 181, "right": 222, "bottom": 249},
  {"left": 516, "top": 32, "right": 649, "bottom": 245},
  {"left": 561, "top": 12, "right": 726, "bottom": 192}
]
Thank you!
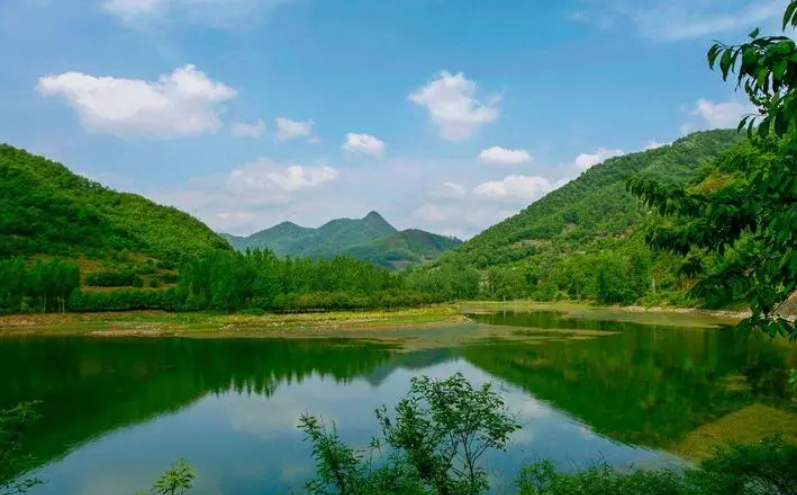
[{"left": 720, "top": 49, "right": 733, "bottom": 80}]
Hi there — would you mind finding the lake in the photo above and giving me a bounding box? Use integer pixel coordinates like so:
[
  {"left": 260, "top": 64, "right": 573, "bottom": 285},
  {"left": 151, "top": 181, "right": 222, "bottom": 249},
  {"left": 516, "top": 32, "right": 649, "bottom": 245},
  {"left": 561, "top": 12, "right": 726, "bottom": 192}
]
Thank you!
[{"left": 2, "top": 310, "right": 796, "bottom": 495}]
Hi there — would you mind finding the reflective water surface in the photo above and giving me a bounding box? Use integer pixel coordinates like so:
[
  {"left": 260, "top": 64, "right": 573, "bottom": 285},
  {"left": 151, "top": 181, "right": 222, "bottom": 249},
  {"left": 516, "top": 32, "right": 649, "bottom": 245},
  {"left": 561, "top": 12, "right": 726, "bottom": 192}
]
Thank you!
[{"left": 2, "top": 311, "right": 795, "bottom": 495}]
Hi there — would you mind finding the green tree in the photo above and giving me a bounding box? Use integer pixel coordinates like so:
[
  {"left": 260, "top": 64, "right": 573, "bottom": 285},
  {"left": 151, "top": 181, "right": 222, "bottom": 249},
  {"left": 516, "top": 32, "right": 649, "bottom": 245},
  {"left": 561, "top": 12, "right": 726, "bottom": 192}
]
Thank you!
[
  {"left": 629, "top": 1, "right": 797, "bottom": 337},
  {"left": 0, "top": 403, "right": 41, "bottom": 495},
  {"left": 595, "top": 255, "right": 633, "bottom": 305},
  {"left": 150, "top": 460, "right": 195, "bottom": 495},
  {"left": 299, "top": 373, "right": 519, "bottom": 495}
]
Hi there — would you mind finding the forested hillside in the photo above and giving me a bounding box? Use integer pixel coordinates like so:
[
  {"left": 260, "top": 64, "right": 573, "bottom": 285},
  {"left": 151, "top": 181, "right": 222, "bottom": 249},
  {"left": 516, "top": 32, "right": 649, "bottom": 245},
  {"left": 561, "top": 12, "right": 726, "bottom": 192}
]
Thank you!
[
  {"left": 429, "top": 130, "right": 744, "bottom": 304},
  {"left": 223, "top": 212, "right": 461, "bottom": 269},
  {"left": 0, "top": 144, "right": 230, "bottom": 262},
  {"left": 342, "top": 229, "right": 462, "bottom": 269}
]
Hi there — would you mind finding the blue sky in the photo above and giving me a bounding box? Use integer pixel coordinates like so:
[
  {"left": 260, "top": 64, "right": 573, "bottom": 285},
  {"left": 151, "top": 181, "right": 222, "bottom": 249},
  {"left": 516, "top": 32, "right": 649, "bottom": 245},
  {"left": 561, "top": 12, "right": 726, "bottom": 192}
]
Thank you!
[{"left": 0, "top": 0, "right": 781, "bottom": 238}]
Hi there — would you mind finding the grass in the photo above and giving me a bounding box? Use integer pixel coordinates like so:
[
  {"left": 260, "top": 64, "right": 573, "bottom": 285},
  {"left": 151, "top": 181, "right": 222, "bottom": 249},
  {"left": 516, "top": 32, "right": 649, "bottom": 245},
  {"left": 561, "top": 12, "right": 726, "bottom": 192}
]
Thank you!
[
  {"left": 459, "top": 300, "right": 743, "bottom": 329},
  {"left": 672, "top": 404, "right": 797, "bottom": 461},
  {"left": 0, "top": 301, "right": 746, "bottom": 342},
  {"left": 0, "top": 306, "right": 466, "bottom": 339}
]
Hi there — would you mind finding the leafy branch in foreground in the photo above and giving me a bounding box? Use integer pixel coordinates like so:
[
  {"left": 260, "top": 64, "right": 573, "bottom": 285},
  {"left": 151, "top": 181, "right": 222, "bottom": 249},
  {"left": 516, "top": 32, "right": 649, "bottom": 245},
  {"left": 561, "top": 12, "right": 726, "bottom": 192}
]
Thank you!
[
  {"left": 628, "top": 0, "right": 797, "bottom": 339},
  {"left": 0, "top": 403, "right": 42, "bottom": 495},
  {"left": 299, "top": 373, "right": 519, "bottom": 495},
  {"left": 135, "top": 460, "right": 195, "bottom": 495}
]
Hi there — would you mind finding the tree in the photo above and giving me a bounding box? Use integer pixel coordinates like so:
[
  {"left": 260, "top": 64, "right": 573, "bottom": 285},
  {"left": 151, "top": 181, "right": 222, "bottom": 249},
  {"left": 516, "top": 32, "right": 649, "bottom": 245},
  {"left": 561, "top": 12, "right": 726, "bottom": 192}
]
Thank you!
[
  {"left": 595, "top": 254, "right": 633, "bottom": 305},
  {"left": 629, "top": 1, "right": 797, "bottom": 338},
  {"left": 299, "top": 373, "right": 519, "bottom": 495},
  {"left": 149, "top": 460, "right": 195, "bottom": 495},
  {"left": 0, "top": 403, "right": 41, "bottom": 495}
]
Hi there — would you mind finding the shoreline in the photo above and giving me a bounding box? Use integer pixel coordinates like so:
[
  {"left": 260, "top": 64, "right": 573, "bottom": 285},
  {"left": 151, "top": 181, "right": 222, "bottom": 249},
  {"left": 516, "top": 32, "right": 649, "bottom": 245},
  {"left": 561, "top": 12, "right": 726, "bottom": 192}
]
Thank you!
[
  {"left": 0, "top": 306, "right": 466, "bottom": 338},
  {"left": 458, "top": 301, "right": 746, "bottom": 326},
  {"left": 0, "top": 300, "right": 749, "bottom": 339}
]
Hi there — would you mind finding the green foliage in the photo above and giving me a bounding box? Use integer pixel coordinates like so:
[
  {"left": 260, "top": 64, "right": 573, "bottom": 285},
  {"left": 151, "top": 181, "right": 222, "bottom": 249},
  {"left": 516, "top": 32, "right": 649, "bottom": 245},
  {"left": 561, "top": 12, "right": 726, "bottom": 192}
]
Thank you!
[
  {"left": 516, "top": 438, "right": 797, "bottom": 495},
  {"left": 430, "top": 131, "right": 740, "bottom": 306},
  {"left": 695, "top": 436, "right": 797, "bottom": 495},
  {"left": 485, "top": 267, "right": 528, "bottom": 301},
  {"left": 133, "top": 461, "right": 195, "bottom": 495},
  {"left": 149, "top": 460, "right": 195, "bottom": 495},
  {"left": 225, "top": 213, "right": 461, "bottom": 270},
  {"left": 405, "top": 263, "right": 481, "bottom": 301},
  {"left": 3, "top": 249, "right": 443, "bottom": 314},
  {"left": 176, "top": 249, "right": 438, "bottom": 313},
  {"left": 0, "top": 144, "right": 230, "bottom": 263},
  {"left": 376, "top": 374, "right": 519, "bottom": 495},
  {"left": 85, "top": 270, "right": 143, "bottom": 288},
  {"left": 299, "top": 373, "right": 519, "bottom": 495},
  {"left": 0, "top": 403, "right": 41, "bottom": 495},
  {"left": 0, "top": 258, "right": 80, "bottom": 313},
  {"left": 299, "top": 374, "right": 797, "bottom": 495},
  {"left": 68, "top": 288, "right": 182, "bottom": 312},
  {"left": 516, "top": 461, "right": 686, "bottom": 495},
  {"left": 343, "top": 229, "right": 462, "bottom": 269},
  {"left": 629, "top": 2, "right": 797, "bottom": 337}
]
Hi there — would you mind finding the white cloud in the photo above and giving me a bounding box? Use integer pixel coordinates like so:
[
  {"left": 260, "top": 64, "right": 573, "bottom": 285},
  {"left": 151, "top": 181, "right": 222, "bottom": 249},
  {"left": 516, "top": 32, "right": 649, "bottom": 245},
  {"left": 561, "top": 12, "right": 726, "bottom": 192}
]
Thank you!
[
  {"left": 479, "top": 146, "right": 533, "bottom": 166},
  {"left": 411, "top": 203, "right": 517, "bottom": 239},
  {"left": 643, "top": 140, "right": 667, "bottom": 151},
  {"left": 628, "top": 0, "right": 783, "bottom": 41},
  {"left": 408, "top": 71, "right": 499, "bottom": 141},
  {"left": 37, "top": 64, "right": 236, "bottom": 138},
  {"left": 691, "top": 98, "right": 755, "bottom": 129},
  {"left": 473, "top": 175, "right": 553, "bottom": 201},
  {"left": 104, "top": 0, "right": 164, "bottom": 18},
  {"left": 275, "top": 117, "right": 314, "bottom": 142},
  {"left": 574, "top": 148, "right": 624, "bottom": 171},
  {"left": 342, "top": 133, "right": 386, "bottom": 157},
  {"left": 567, "top": 10, "right": 615, "bottom": 30},
  {"left": 430, "top": 181, "right": 467, "bottom": 199},
  {"left": 226, "top": 158, "right": 338, "bottom": 194},
  {"left": 576, "top": 1, "right": 785, "bottom": 42},
  {"left": 231, "top": 119, "right": 266, "bottom": 138},
  {"left": 102, "top": 0, "right": 292, "bottom": 27},
  {"left": 150, "top": 157, "right": 341, "bottom": 234}
]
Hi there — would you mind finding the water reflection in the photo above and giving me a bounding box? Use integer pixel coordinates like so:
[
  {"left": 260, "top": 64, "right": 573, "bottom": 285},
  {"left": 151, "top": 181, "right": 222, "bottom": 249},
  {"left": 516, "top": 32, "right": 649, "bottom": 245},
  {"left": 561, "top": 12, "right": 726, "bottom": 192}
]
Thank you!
[{"left": 1, "top": 311, "right": 795, "bottom": 495}]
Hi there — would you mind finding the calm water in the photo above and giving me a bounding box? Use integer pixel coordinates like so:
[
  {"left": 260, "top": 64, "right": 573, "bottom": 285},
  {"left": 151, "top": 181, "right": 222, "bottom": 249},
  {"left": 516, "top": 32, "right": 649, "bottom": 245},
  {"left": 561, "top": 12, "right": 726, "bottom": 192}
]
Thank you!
[{"left": 2, "top": 311, "right": 796, "bottom": 495}]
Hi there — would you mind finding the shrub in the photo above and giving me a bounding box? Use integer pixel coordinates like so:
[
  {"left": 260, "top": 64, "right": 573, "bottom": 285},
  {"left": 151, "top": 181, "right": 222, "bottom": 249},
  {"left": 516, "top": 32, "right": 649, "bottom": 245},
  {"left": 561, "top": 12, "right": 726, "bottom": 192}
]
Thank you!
[{"left": 85, "top": 270, "right": 142, "bottom": 288}]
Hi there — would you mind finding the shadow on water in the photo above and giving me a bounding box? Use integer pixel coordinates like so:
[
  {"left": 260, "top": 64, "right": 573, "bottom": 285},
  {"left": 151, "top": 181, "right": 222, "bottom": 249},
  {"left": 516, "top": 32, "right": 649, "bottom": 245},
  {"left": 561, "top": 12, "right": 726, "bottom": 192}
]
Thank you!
[
  {"left": 0, "top": 337, "right": 395, "bottom": 473},
  {"left": 1, "top": 310, "right": 796, "bottom": 489},
  {"left": 463, "top": 311, "right": 797, "bottom": 451},
  {"left": 467, "top": 309, "right": 728, "bottom": 333}
]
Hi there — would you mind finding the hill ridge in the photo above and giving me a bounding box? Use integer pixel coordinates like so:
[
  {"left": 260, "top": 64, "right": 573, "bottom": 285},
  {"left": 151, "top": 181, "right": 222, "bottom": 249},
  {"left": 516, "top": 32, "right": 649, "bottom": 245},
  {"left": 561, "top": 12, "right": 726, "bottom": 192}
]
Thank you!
[
  {"left": 437, "top": 129, "right": 743, "bottom": 272},
  {"left": 223, "top": 212, "right": 460, "bottom": 269},
  {"left": 0, "top": 143, "right": 231, "bottom": 262}
]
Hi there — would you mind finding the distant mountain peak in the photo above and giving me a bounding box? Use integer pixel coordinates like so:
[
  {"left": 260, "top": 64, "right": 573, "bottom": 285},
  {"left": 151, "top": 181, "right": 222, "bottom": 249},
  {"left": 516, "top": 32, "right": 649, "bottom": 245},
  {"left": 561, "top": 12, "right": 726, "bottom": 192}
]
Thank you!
[
  {"left": 221, "top": 210, "right": 457, "bottom": 268},
  {"left": 271, "top": 220, "right": 305, "bottom": 231},
  {"left": 362, "top": 211, "right": 397, "bottom": 233}
]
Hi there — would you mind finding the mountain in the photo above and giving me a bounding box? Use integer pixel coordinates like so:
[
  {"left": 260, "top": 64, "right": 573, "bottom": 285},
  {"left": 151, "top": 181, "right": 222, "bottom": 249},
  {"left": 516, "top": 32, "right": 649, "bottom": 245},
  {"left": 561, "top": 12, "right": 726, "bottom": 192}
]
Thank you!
[
  {"left": 221, "top": 221, "right": 313, "bottom": 254},
  {"left": 342, "top": 229, "right": 463, "bottom": 269},
  {"left": 437, "top": 130, "right": 742, "bottom": 271},
  {"left": 0, "top": 144, "right": 231, "bottom": 262},
  {"left": 223, "top": 212, "right": 461, "bottom": 268},
  {"left": 427, "top": 130, "right": 744, "bottom": 304}
]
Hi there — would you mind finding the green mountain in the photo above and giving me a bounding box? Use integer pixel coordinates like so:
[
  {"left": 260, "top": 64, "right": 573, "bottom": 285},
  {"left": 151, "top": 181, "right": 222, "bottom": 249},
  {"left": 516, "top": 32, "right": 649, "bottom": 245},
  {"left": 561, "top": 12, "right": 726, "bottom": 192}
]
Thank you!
[
  {"left": 221, "top": 221, "right": 313, "bottom": 255},
  {"left": 431, "top": 130, "right": 744, "bottom": 303},
  {"left": 342, "top": 229, "right": 463, "bottom": 269},
  {"left": 0, "top": 144, "right": 231, "bottom": 262},
  {"left": 223, "top": 212, "right": 461, "bottom": 269}
]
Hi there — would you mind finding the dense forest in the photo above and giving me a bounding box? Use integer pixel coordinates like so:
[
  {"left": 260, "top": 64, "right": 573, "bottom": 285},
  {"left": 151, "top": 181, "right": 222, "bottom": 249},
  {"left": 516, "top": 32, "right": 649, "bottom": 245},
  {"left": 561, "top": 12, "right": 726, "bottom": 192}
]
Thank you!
[
  {"left": 223, "top": 212, "right": 461, "bottom": 269},
  {"left": 428, "top": 130, "right": 744, "bottom": 306},
  {"left": 0, "top": 250, "right": 441, "bottom": 314},
  {"left": 0, "top": 130, "right": 761, "bottom": 315},
  {"left": 0, "top": 144, "right": 231, "bottom": 262}
]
